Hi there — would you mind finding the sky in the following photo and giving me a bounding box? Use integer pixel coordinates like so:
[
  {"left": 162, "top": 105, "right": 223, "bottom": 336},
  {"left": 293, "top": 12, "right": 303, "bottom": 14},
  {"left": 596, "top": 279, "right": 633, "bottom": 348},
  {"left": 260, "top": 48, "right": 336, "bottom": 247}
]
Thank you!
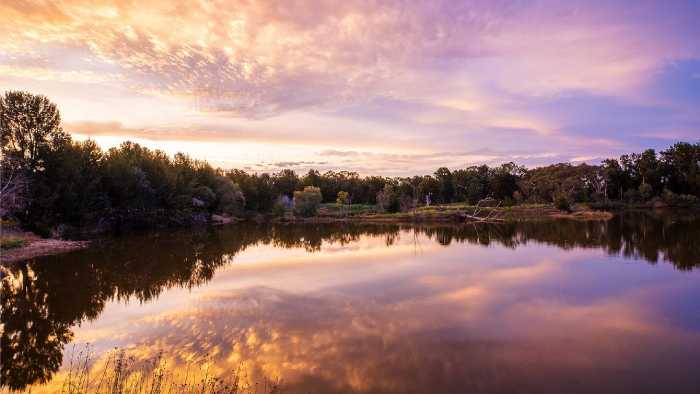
[{"left": 1, "top": 0, "right": 699, "bottom": 176}]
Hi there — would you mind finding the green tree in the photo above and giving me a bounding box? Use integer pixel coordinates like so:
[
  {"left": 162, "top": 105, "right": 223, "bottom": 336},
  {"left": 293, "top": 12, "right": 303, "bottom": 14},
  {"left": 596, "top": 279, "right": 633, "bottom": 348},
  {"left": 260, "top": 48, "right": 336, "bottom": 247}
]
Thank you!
[
  {"left": 273, "top": 169, "right": 299, "bottom": 198},
  {"left": 376, "top": 184, "right": 401, "bottom": 212},
  {"left": 1, "top": 91, "right": 70, "bottom": 173},
  {"left": 336, "top": 190, "right": 350, "bottom": 206},
  {"left": 660, "top": 142, "right": 700, "bottom": 195},
  {"left": 214, "top": 177, "right": 246, "bottom": 215},
  {"left": 293, "top": 186, "right": 322, "bottom": 217},
  {"left": 434, "top": 167, "right": 454, "bottom": 203}
]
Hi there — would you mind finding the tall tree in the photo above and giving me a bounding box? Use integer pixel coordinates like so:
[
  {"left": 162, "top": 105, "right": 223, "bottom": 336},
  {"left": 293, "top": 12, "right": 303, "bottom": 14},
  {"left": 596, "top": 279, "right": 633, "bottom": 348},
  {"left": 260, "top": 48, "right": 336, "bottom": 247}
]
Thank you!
[
  {"left": 0, "top": 91, "right": 70, "bottom": 173},
  {"left": 434, "top": 167, "right": 454, "bottom": 203}
]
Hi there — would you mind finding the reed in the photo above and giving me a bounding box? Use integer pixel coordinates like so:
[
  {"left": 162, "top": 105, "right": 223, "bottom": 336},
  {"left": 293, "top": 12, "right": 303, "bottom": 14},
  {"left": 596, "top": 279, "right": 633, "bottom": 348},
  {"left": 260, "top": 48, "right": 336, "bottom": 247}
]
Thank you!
[{"left": 51, "top": 345, "right": 282, "bottom": 394}]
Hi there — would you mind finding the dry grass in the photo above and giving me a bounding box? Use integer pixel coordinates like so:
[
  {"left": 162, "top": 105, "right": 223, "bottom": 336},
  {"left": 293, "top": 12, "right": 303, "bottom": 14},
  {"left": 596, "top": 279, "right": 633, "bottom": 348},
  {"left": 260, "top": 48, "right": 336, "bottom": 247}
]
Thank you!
[{"left": 46, "top": 345, "right": 283, "bottom": 394}]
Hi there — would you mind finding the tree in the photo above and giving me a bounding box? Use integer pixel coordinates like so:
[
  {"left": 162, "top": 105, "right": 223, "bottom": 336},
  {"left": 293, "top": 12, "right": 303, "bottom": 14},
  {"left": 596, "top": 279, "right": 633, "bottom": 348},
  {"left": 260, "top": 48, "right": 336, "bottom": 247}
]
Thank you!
[
  {"left": 660, "top": 142, "right": 700, "bottom": 195},
  {"left": 336, "top": 190, "right": 350, "bottom": 205},
  {"left": 376, "top": 184, "right": 400, "bottom": 213},
  {"left": 336, "top": 190, "right": 350, "bottom": 216},
  {"left": 0, "top": 156, "right": 28, "bottom": 216},
  {"left": 601, "top": 158, "right": 628, "bottom": 200},
  {"left": 489, "top": 162, "right": 523, "bottom": 201},
  {"left": 301, "top": 169, "right": 322, "bottom": 188},
  {"left": 273, "top": 169, "right": 299, "bottom": 198},
  {"left": 1, "top": 91, "right": 70, "bottom": 173},
  {"left": 417, "top": 176, "right": 439, "bottom": 206},
  {"left": 293, "top": 186, "right": 322, "bottom": 217},
  {"left": 454, "top": 166, "right": 489, "bottom": 204},
  {"left": 214, "top": 177, "right": 245, "bottom": 215},
  {"left": 636, "top": 149, "right": 660, "bottom": 190},
  {"left": 434, "top": 167, "right": 454, "bottom": 203}
]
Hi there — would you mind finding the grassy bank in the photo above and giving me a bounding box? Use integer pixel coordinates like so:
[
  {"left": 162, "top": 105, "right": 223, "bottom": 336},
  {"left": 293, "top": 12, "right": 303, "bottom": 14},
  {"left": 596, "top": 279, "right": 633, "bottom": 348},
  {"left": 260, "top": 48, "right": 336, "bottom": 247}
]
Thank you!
[
  {"left": 0, "top": 231, "right": 89, "bottom": 264},
  {"left": 1, "top": 236, "right": 27, "bottom": 250},
  {"left": 276, "top": 202, "right": 617, "bottom": 224}
]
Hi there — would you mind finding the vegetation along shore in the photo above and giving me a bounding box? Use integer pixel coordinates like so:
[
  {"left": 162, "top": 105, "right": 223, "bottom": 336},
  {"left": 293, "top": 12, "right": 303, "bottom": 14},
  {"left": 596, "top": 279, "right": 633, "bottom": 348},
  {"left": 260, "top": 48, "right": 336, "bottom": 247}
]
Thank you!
[{"left": 1, "top": 91, "right": 699, "bottom": 261}]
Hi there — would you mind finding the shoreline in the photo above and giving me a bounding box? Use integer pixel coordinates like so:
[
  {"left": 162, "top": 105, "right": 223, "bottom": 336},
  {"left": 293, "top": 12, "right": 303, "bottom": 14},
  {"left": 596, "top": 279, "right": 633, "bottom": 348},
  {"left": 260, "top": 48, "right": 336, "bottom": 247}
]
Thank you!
[
  {"left": 3, "top": 204, "right": 686, "bottom": 263},
  {"left": 273, "top": 205, "right": 616, "bottom": 224},
  {"left": 1, "top": 232, "right": 90, "bottom": 264}
]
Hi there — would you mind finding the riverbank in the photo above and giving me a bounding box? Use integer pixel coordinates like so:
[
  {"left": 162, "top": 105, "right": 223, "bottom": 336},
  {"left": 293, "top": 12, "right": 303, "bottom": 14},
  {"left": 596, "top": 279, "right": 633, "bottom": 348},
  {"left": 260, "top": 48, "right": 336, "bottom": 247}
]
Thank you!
[
  {"left": 0, "top": 231, "right": 89, "bottom": 264},
  {"left": 274, "top": 203, "right": 615, "bottom": 224},
  {"left": 3, "top": 203, "right": 685, "bottom": 262}
]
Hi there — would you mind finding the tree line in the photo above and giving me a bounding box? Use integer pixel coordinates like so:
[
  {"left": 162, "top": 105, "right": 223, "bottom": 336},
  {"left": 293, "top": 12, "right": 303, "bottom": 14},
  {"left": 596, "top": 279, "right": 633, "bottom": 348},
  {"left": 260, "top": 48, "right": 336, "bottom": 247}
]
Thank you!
[{"left": 1, "top": 91, "right": 699, "bottom": 234}]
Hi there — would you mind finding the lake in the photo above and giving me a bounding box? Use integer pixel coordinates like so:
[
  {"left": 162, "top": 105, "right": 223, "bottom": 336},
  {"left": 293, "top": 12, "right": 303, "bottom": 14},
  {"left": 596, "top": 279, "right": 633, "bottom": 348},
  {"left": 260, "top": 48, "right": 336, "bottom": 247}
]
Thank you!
[{"left": 2, "top": 211, "right": 699, "bottom": 393}]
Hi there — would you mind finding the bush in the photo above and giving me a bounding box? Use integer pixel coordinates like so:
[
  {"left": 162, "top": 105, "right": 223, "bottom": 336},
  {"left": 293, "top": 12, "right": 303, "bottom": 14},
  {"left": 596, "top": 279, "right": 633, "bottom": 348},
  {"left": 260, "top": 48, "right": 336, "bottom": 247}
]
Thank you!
[
  {"left": 623, "top": 188, "right": 643, "bottom": 203},
  {"left": 272, "top": 195, "right": 292, "bottom": 217},
  {"left": 193, "top": 186, "right": 216, "bottom": 208},
  {"left": 554, "top": 193, "right": 572, "bottom": 212},
  {"left": 376, "top": 184, "right": 400, "bottom": 213},
  {"left": 336, "top": 191, "right": 350, "bottom": 206},
  {"left": 512, "top": 191, "right": 524, "bottom": 204},
  {"left": 639, "top": 183, "right": 653, "bottom": 201},
  {"left": 662, "top": 190, "right": 700, "bottom": 207},
  {"left": 1, "top": 237, "right": 27, "bottom": 249},
  {"left": 214, "top": 178, "right": 245, "bottom": 215},
  {"left": 399, "top": 195, "right": 416, "bottom": 213},
  {"left": 293, "top": 186, "right": 322, "bottom": 217}
]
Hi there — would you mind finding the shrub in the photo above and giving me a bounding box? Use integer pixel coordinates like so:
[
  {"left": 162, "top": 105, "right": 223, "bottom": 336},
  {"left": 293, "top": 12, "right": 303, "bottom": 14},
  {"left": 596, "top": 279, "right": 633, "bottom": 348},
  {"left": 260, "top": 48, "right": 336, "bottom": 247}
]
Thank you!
[
  {"left": 554, "top": 193, "right": 572, "bottom": 212},
  {"left": 399, "top": 194, "right": 416, "bottom": 213},
  {"left": 214, "top": 178, "right": 245, "bottom": 215},
  {"left": 336, "top": 191, "right": 350, "bottom": 206},
  {"left": 638, "top": 183, "right": 653, "bottom": 201},
  {"left": 1, "top": 237, "right": 27, "bottom": 249},
  {"left": 662, "top": 189, "right": 699, "bottom": 207},
  {"left": 376, "top": 184, "right": 400, "bottom": 213},
  {"left": 512, "top": 191, "right": 524, "bottom": 204},
  {"left": 293, "top": 186, "right": 322, "bottom": 217},
  {"left": 193, "top": 186, "right": 216, "bottom": 208},
  {"left": 272, "top": 195, "right": 292, "bottom": 217},
  {"left": 623, "top": 188, "right": 642, "bottom": 203}
]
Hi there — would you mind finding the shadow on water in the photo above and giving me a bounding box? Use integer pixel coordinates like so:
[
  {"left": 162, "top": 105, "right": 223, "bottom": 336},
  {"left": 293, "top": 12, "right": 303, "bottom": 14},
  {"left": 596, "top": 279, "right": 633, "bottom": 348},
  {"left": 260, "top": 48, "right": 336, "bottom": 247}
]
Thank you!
[{"left": 1, "top": 210, "right": 699, "bottom": 390}]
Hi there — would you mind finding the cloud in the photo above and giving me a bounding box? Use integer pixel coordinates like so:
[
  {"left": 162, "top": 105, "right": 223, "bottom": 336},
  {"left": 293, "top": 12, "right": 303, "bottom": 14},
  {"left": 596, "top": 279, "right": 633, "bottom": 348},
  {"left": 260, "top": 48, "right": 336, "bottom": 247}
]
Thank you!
[
  {"left": 3, "top": 1, "right": 699, "bottom": 119},
  {"left": 319, "top": 149, "right": 362, "bottom": 157},
  {"left": 2, "top": 0, "right": 699, "bottom": 174},
  {"left": 270, "top": 161, "right": 328, "bottom": 168}
]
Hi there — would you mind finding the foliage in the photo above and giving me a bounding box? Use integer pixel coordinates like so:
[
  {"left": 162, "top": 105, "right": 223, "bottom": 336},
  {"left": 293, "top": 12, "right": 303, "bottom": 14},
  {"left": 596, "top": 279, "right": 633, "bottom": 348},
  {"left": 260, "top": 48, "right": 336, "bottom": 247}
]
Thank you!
[
  {"left": 271, "top": 195, "right": 292, "bottom": 217},
  {"left": 639, "top": 183, "right": 653, "bottom": 201},
  {"left": 662, "top": 190, "right": 700, "bottom": 207},
  {"left": 376, "top": 184, "right": 401, "bottom": 213},
  {"left": 2, "top": 91, "right": 699, "bottom": 232},
  {"left": 336, "top": 190, "right": 350, "bottom": 206},
  {"left": 554, "top": 193, "right": 572, "bottom": 212},
  {"left": 0, "top": 237, "right": 27, "bottom": 249},
  {"left": 293, "top": 186, "right": 322, "bottom": 217},
  {"left": 0, "top": 91, "right": 70, "bottom": 173},
  {"left": 0, "top": 156, "right": 28, "bottom": 216},
  {"left": 214, "top": 178, "right": 246, "bottom": 215}
]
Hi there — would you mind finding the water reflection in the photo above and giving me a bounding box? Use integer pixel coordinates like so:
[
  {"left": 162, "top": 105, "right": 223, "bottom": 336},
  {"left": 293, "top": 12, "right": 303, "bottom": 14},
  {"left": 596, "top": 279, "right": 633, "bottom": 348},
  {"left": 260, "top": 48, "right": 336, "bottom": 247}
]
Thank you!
[{"left": 1, "top": 211, "right": 699, "bottom": 392}]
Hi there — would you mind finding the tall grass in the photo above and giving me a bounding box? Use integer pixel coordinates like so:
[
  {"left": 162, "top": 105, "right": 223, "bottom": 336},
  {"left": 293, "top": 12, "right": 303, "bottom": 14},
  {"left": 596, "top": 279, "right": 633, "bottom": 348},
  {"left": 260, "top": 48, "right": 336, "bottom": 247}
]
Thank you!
[{"left": 48, "top": 345, "right": 283, "bottom": 394}]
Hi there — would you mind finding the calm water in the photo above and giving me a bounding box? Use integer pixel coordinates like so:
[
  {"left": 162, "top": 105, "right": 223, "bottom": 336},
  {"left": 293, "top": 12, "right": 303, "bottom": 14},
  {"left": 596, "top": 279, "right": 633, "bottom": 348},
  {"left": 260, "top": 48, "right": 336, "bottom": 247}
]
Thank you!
[{"left": 2, "top": 211, "right": 699, "bottom": 393}]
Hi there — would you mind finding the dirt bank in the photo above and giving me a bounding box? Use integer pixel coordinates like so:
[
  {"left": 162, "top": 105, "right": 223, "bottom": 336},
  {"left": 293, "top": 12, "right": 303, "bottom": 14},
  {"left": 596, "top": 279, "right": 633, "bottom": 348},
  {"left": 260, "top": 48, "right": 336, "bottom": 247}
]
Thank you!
[{"left": 1, "top": 232, "right": 89, "bottom": 263}]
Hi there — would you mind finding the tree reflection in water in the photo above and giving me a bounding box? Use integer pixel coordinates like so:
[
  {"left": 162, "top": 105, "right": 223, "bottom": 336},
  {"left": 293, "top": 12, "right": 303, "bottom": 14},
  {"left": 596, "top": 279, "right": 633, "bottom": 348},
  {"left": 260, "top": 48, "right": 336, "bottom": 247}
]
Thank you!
[{"left": 1, "top": 210, "right": 698, "bottom": 390}]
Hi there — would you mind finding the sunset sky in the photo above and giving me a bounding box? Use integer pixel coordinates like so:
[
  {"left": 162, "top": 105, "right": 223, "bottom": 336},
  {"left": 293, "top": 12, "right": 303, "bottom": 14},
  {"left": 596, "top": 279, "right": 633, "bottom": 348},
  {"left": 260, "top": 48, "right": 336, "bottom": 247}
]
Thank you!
[{"left": 2, "top": 0, "right": 699, "bottom": 175}]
